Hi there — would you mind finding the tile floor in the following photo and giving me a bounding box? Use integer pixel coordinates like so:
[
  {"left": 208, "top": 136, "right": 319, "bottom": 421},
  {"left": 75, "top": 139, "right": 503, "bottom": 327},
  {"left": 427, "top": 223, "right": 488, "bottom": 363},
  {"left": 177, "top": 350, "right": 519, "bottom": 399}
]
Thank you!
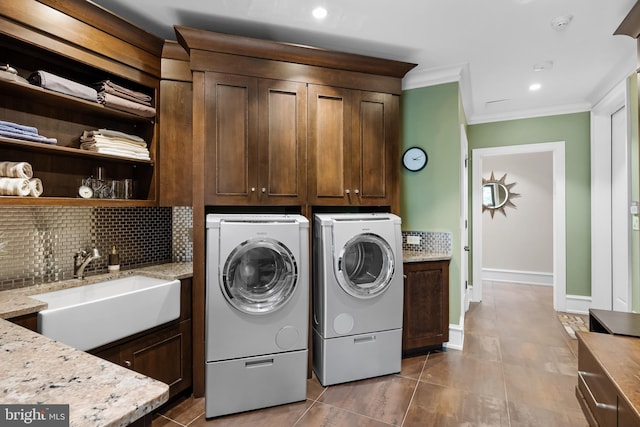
[{"left": 152, "top": 282, "right": 588, "bottom": 426}]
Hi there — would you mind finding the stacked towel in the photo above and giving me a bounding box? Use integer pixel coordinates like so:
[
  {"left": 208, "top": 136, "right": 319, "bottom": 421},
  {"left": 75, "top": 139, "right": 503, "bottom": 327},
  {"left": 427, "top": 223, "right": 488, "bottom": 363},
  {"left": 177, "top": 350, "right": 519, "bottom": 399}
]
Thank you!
[
  {"left": 28, "top": 70, "right": 98, "bottom": 103},
  {"left": 96, "top": 80, "right": 155, "bottom": 118},
  {"left": 0, "top": 120, "right": 57, "bottom": 145},
  {"left": 0, "top": 161, "right": 32, "bottom": 178},
  {"left": 80, "top": 129, "right": 151, "bottom": 161},
  {"left": 0, "top": 161, "right": 43, "bottom": 197}
]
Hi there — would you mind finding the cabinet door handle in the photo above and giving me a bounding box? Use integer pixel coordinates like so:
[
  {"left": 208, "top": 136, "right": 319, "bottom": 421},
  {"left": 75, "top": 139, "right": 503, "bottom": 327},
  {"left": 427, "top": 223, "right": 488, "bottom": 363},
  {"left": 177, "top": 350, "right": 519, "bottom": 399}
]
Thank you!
[
  {"left": 354, "top": 189, "right": 360, "bottom": 195},
  {"left": 261, "top": 187, "right": 266, "bottom": 193},
  {"left": 250, "top": 187, "right": 256, "bottom": 192},
  {"left": 464, "top": 246, "right": 470, "bottom": 251},
  {"left": 124, "top": 360, "right": 132, "bottom": 368},
  {"left": 578, "top": 371, "right": 615, "bottom": 410},
  {"left": 345, "top": 189, "right": 350, "bottom": 194}
]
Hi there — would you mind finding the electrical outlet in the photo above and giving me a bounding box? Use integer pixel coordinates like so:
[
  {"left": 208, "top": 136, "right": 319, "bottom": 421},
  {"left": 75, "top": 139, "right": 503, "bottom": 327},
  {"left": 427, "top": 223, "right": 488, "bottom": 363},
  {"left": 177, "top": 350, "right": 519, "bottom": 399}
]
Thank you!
[
  {"left": 633, "top": 215, "right": 639, "bottom": 231},
  {"left": 406, "top": 235, "right": 421, "bottom": 245}
]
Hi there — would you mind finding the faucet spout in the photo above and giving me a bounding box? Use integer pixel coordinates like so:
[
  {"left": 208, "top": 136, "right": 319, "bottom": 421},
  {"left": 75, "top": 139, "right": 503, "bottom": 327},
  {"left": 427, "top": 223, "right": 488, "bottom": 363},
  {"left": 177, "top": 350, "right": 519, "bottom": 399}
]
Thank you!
[{"left": 74, "top": 248, "right": 101, "bottom": 279}]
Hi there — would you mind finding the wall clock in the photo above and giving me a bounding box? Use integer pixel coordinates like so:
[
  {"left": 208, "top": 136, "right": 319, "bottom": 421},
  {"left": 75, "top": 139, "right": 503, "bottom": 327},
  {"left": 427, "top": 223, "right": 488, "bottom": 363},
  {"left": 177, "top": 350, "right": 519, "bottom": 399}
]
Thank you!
[{"left": 402, "top": 147, "right": 428, "bottom": 172}]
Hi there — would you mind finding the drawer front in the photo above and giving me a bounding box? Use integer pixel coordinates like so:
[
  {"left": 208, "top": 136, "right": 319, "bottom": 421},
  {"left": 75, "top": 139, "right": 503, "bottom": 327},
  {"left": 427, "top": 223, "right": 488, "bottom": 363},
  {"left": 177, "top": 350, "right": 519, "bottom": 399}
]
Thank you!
[{"left": 578, "top": 340, "right": 617, "bottom": 427}]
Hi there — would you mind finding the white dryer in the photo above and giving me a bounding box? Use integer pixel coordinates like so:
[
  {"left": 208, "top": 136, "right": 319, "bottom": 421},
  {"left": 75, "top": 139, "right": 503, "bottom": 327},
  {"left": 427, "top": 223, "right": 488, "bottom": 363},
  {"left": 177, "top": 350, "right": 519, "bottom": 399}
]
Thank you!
[
  {"left": 313, "top": 213, "right": 404, "bottom": 386},
  {"left": 205, "top": 214, "right": 309, "bottom": 418}
]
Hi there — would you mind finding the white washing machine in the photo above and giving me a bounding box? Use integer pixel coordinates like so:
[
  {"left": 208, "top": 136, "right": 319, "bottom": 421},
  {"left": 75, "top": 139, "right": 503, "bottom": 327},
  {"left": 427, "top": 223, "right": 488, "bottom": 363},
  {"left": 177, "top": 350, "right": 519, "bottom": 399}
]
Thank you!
[
  {"left": 205, "top": 214, "right": 309, "bottom": 418},
  {"left": 313, "top": 213, "right": 404, "bottom": 386}
]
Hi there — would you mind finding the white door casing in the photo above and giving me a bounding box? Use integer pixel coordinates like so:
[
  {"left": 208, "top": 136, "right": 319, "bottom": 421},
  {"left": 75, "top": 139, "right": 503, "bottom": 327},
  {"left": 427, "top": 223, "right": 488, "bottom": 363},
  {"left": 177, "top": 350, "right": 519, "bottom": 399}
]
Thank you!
[
  {"left": 611, "top": 106, "right": 632, "bottom": 312},
  {"left": 461, "top": 125, "right": 470, "bottom": 315},
  {"left": 590, "top": 79, "right": 632, "bottom": 311}
]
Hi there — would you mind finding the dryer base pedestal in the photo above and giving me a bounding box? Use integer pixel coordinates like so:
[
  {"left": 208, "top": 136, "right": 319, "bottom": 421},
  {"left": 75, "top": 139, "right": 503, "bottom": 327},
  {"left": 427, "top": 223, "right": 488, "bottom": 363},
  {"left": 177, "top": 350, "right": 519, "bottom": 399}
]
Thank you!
[
  {"left": 205, "top": 349, "right": 307, "bottom": 418},
  {"left": 312, "top": 328, "right": 401, "bottom": 386}
]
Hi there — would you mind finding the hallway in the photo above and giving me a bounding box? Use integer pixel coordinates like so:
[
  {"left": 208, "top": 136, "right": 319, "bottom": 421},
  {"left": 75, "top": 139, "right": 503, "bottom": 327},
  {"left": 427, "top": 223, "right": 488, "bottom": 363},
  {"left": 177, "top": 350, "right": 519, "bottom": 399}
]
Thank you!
[{"left": 153, "top": 282, "right": 587, "bottom": 426}]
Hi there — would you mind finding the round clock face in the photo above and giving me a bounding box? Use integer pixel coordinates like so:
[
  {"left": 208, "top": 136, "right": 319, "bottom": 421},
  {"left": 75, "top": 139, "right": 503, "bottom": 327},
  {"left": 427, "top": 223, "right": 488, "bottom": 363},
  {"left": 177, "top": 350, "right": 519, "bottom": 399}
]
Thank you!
[
  {"left": 402, "top": 147, "right": 428, "bottom": 172},
  {"left": 78, "top": 185, "right": 94, "bottom": 199}
]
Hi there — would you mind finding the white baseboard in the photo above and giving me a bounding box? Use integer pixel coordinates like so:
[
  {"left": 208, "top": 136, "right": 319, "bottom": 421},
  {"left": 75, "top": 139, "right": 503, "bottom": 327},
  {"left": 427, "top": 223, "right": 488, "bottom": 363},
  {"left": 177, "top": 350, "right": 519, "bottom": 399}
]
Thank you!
[
  {"left": 564, "top": 294, "right": 592, "bottom": 315},
  {"left": 443, "top": 323, "right": 464, "bottom": 351},
  {"left": 482, "top": 268, "right": 553, "bottom": 286}
]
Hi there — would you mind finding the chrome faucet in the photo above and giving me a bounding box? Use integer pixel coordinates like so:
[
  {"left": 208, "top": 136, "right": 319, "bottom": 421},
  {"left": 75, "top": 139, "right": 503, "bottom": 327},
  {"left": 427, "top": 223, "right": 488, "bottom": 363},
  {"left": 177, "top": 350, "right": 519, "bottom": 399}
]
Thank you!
[{"left": 74, "top": 248, "right": 101, "bottom": 279}]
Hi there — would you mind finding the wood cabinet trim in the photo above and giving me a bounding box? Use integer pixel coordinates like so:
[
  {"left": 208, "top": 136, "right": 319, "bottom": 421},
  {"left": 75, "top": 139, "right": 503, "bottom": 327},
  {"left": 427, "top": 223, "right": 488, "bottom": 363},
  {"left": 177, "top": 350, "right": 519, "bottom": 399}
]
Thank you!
[
  {"left": 0, "top": 1, "right": 161, "bottom": 78},
  {"left": 187, "top": 50, "right": 403, "bottom": 95},
  {"left": 36, "top": 0, "right": 164, "bottom": 57},
  {"left": 175, "top": 25, "right": 416, "bottom": 79}
]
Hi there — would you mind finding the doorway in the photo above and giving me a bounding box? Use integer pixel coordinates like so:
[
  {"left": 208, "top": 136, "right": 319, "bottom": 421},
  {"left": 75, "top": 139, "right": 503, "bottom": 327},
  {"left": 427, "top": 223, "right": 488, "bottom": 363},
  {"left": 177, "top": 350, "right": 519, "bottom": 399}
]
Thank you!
[{"left": 471, "top": 142, "right": 566, "bottom": 311}]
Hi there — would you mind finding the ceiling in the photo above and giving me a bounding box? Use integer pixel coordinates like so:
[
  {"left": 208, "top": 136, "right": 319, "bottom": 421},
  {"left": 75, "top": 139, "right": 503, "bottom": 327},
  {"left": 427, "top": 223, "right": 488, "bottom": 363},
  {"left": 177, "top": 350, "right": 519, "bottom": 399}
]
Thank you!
[{"left": 90, "top": 0, "right": 638, "bottom": 123}]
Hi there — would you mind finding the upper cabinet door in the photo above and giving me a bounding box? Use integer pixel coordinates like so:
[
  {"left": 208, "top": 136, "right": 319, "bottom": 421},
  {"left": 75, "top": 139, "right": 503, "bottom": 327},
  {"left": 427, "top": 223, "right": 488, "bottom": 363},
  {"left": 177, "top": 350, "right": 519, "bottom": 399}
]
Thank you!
[
  {"left": 307, "top": 84, "right": 352, "bottom": 205},
  {"left": 308, "top": 85, "right": 398, "bottom": 208},
  {"left": 203, "top": 72, "right": 258, "bottom": 205},
  {"left": 351, "top": 91, "right": 397, "bottom": 207},
  {"left": 257, "top": 79, "right": 307, "bottom": 205}
]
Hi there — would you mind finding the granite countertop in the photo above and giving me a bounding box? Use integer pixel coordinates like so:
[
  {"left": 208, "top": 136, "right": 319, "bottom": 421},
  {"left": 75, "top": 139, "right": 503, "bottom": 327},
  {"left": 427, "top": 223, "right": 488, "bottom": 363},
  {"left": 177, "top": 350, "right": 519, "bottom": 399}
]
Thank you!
[
  {"left": 403, "top": 250, "right": 452, "bottom": 263},
  {"left": 0, "top": 262, "right": 193, "bottom": 427}
]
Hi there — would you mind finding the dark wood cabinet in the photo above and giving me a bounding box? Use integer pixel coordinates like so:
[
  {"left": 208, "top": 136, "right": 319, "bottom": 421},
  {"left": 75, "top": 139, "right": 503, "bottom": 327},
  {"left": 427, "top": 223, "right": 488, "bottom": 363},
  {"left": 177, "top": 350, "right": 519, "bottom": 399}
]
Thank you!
[
  {"left": 576, "top": 332, "right": 640, "bottom": 427},
  {"left": 7, "top": 312, "right": 37, "bottom": 331},
  {"left": 91, "top": 278, "right": 193, "bottom": 400},
  {"left": 402, "top": 260, "right": 450, "bottom": 355},
  {"left": 159, "top": 41, "right": 193, "bottom": 207},
  {"left": 0, "top": 1, "right": 163, "bottom": 206},
  {"left": 201, "top": 73, "right": 306, "bottom": 206},
  {"left": 176, "top": 25, "right": 415, "bottom": 397},
  {"left": 308, "top": 85, "right": 398, "bottom": 207}
]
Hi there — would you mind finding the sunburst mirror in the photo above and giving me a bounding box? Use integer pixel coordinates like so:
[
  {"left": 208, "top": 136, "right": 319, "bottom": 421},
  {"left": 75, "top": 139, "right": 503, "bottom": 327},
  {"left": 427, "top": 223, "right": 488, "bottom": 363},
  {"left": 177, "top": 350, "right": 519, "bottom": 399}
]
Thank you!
[{"left": 482, "top": 172, "right": 520, "bottom": 218}]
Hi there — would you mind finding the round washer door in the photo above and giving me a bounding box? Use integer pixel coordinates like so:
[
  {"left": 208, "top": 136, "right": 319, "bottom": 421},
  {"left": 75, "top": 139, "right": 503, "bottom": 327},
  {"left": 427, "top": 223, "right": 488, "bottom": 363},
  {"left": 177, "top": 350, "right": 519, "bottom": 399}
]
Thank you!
[
  {"left": 222, "top": 238, "right": 298, "bottom": 314},
  {"left": 335, "top": 233, "right": 395, "bottom": 299}
]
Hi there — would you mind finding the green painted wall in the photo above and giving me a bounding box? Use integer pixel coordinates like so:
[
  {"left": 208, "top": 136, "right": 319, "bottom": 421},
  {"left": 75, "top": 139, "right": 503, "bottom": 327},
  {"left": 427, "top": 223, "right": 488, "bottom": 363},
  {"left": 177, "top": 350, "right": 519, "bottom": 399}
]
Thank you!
[
  {"left": 467, "top": 113, "right": 591, "bottom": 297},
  {"left": 401, "top": 83, "right": 462, "bottom": 325}
]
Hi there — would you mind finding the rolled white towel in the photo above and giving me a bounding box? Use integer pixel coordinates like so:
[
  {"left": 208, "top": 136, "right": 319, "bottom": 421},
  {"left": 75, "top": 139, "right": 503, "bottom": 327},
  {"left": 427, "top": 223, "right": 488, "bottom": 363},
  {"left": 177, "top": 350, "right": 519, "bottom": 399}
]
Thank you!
[
  {"left": 0, "top": 177, "right": 31, "bottom": 196},
  {"left": 0, "top": 161, "right": 33, "bottom": 178},
  {"left": 29, "top": 178, "right": 43, "bottom": 197}
]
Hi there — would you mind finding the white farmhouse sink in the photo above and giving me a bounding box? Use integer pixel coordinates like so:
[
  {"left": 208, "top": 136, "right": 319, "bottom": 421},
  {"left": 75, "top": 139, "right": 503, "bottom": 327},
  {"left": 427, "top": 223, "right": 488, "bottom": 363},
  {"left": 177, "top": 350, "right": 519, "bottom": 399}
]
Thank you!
[{"left": 34, "top": 275, "right": 180, "bottom": 351}]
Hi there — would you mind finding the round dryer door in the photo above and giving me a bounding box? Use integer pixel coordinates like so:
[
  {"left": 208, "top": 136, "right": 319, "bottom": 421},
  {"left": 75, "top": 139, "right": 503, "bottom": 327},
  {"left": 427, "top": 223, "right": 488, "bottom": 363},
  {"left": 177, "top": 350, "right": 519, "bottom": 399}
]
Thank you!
[
  {"left": 222, "top": 238, "right": 298, "bottom": 314},
  {"left": 335, "top": 233, "right": 395, "bottom": 298}
]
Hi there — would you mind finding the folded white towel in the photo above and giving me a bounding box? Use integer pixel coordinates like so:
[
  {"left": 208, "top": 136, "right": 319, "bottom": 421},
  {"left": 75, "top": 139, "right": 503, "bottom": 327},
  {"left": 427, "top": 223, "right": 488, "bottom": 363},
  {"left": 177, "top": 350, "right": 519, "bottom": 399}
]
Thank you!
[
  {"left": 29, "top": 178, "right": 43, "bottom": 197},
  {"left": 0, "top": 161, "right": 33, "bottom": 178},
  {"left": 0, "top": 177, "right": 31, "bottom": 196}
]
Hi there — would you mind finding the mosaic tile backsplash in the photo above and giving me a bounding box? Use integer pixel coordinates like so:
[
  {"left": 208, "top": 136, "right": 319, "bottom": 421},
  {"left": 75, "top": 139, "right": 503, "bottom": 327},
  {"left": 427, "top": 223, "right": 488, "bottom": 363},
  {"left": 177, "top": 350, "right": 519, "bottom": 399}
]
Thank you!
[
  {"left": 401, "top": 230, "right": 452, "bottom": 255},
  {"left": 0, "top": 206, "right": 193, "bottom": 291}
]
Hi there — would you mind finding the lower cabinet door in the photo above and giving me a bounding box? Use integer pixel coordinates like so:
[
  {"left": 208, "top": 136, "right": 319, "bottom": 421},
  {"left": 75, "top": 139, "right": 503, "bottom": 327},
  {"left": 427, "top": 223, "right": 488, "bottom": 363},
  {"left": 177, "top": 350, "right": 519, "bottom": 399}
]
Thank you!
[
  {"left": 121, "top": 319, "right": 192, "bottom": 398},
  {"left": 402, "top": 260, "right": 450, "bottom": 354}
]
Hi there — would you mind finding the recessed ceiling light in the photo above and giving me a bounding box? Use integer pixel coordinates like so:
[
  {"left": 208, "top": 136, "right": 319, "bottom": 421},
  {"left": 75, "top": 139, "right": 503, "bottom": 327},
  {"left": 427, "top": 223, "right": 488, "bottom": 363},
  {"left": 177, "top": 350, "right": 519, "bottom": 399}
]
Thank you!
[
  {"left": 529, "top": 83, "right": 542, "bottom": 91},
  {"left": 312, "top": 7, "right": 328, "bottom": 20}
]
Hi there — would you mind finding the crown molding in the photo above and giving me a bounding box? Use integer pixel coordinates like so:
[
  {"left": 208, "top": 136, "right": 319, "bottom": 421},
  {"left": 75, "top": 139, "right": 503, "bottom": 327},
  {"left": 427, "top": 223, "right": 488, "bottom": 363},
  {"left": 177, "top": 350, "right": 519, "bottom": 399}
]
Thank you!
[
  {"left": 467, "top": 102, "right": 591, "bottom": 125},
  {"left": 402, "top": 63, "right": 467, "bottom": 90},
  {"left": 401, "top": 56, "right": 635, "bottom": 125}
]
